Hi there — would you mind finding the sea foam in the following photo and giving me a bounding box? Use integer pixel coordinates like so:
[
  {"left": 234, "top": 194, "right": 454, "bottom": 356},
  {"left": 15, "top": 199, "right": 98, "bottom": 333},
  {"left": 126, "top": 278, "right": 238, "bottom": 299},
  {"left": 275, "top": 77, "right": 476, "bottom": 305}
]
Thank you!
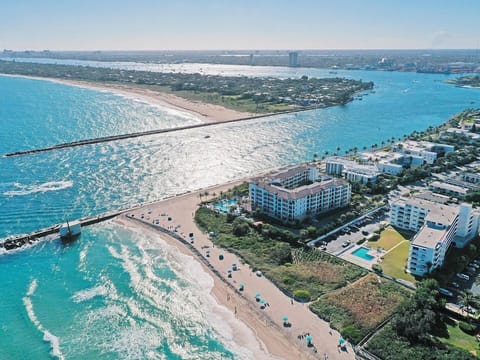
[
  {"left": 23, "top": 279, "right": 65, "bottom": 360},
  {"left": 108, "top": 223, "right": 267, "bottom": 359}
]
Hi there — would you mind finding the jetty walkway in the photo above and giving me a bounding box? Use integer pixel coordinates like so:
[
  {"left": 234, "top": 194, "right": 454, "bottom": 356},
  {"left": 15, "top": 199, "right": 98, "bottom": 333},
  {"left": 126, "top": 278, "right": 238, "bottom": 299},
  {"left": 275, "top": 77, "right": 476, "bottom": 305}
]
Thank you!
[
  {"left": 3, "top": 106, "right": 324, "bottom": 157},
  {"left": 0, "top": 209, "right": 127, "bottom": 252}
]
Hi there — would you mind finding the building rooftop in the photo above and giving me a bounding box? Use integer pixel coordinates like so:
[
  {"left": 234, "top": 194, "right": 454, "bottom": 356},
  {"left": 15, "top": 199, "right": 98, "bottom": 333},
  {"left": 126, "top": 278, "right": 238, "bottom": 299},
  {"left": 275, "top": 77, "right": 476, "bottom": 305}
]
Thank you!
[
  {"left": 327, "top": 156, "right": 380, "bottom": 176},
  {"left": 263, "top": 178, "right": 349, "bottom": 200},
  {"left": 430, "top": 181, "right": 469, "bottom": 195},
  {"left": 393, "top": 197, "right": 459, "bottom": 224},
  {"left": 412, "top": 224, "right": 448, "bottom": 248},
  {"left": 414, "top": 191, "right": 450, "bottom": 205},
  {"left": 267, "top": 164, "right": 312, "bottom": 181}
]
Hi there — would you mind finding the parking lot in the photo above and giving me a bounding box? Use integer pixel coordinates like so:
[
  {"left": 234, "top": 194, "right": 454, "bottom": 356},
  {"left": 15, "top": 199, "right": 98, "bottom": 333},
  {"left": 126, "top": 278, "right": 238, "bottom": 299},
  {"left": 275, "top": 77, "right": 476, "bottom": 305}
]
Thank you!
[{"left": 315, "top": 212, "right": 388, "bottom": 255}]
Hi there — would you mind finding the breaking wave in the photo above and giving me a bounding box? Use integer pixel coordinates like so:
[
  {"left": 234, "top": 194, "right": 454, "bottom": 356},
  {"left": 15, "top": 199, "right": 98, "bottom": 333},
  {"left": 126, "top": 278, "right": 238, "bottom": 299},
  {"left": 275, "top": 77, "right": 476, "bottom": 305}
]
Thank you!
[{"left": 23, "top": 279, "right": 65, "bottom": 360}]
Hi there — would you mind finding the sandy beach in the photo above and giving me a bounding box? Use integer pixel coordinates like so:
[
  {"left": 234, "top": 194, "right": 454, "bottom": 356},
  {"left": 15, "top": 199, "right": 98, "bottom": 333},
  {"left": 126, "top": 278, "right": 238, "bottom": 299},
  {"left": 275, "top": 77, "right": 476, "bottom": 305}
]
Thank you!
[
  {"left": 0, "top": 74, "right": 256, "bottom": 123},
  {"left": 117, "top": 181, "right": 355, "bottom": 360}
]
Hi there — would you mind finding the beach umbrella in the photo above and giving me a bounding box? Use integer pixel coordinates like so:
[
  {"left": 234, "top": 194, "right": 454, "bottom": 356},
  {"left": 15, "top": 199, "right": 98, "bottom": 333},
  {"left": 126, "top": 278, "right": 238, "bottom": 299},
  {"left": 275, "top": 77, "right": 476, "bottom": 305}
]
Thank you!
[
  {"left": 306, "top": 335, "right": 313, "bottom": 343},
  {"left": 339, "top": 337, "right": 345, "bottom": 345},
  {"left": 239, "top": 283, "right": 245, "bottom": 290},
  {"left": 255, "top": 293, "right": 261, "bottom": 298},
  {"left": 260, "top": 299, "right": 266, "bottom": 305},
  {"left": 282, "top": 316, "right": 289, "bottom": 322},
  {"left": 227, "top": 269, "right": 232, "bottom": 273}
]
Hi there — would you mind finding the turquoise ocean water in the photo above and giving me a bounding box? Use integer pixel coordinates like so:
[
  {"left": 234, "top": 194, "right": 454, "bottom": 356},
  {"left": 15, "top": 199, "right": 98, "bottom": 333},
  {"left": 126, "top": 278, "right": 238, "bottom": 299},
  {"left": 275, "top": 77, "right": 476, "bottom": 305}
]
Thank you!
[{"left": 0, "top": 65, "right": 479, "bottom": 358}]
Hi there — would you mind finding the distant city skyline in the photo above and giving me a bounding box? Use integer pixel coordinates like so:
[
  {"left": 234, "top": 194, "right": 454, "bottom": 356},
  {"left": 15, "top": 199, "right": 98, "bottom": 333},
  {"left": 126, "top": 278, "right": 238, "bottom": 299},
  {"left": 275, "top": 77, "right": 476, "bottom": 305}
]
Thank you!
[{"left": 2, "top": 0, "right": 480, "bottom": 51}]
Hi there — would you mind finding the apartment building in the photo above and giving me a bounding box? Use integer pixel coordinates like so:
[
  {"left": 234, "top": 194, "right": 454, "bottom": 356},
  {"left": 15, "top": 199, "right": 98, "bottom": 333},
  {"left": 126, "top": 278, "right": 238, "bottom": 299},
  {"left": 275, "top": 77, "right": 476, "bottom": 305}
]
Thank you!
[
  {"left": 325, "top": 157, "right": 379, "bottom": 184},
  {"left": 392, "top": 140, "right": 454, "bottom": 165},
  {"left": 249, "top": 165, "right": 351, "bottom": 222},
  {"left": 390, "top": 196, "right": 479, "bottom": 276}
]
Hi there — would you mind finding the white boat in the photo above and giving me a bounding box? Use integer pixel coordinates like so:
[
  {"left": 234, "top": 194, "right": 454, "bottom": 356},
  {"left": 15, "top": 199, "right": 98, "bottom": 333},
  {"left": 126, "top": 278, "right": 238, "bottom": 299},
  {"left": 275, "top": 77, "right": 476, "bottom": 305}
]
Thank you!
[{"left": 59, "top": 220, "right": 81, "bottom": 240}]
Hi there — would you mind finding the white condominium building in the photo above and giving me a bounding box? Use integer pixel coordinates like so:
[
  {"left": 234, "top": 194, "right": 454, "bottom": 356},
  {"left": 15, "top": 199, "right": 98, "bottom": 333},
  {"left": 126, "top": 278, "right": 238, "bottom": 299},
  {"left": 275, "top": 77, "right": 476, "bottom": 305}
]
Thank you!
[
  {"left": 325, "top": 157, "right": 379, "bottom": 184},
  {"left": 429, "top": 181, "right": 470, "bottom": 199},
  {"left": 390, "top": 197, "right": 479, "bottom": 276},
  {"left": 392, "top": 140, "right": 454, "bottom": 165},
  {"left": 249, "top": 165, "right": 351, "bottom": 222}
]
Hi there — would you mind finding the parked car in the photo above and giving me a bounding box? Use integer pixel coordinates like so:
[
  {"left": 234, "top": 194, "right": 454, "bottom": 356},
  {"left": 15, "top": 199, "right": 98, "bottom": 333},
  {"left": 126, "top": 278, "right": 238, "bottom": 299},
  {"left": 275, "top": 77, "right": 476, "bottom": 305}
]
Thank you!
[
  {"left": 362, "top": 230, "right": 369, "bottom": 236},
  {"left": 467, "top": 266, "right": 478, "bottom": 273},
  {"left": 439, "top": 288, "right": 453, "bottom": 297},
  {"left": 449, "top": 281, "right": 460, "bottom": 289},
  {"left": 342, "top": 241, "right": 351, "bottom": 248},
  {"left": 457, "top": 273, "right": 470, "bottom": 281}
]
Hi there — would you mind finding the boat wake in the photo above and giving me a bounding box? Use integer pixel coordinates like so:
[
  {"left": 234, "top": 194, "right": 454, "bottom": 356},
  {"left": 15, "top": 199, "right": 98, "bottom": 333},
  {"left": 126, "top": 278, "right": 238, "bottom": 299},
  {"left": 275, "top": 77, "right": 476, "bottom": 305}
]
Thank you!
[
  {"left": 3, "top": 181, "right": 73, "bottom": 196},
  {"left": 22, "top": 279, "right": 65, "bottom": 360}
]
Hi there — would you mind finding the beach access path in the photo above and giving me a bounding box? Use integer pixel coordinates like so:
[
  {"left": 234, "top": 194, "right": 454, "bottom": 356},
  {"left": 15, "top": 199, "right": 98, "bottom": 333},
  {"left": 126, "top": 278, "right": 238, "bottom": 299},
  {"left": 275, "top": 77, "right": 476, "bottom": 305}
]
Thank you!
[{"left": 118, "top": 180, "right": 355, "bottom": 360}]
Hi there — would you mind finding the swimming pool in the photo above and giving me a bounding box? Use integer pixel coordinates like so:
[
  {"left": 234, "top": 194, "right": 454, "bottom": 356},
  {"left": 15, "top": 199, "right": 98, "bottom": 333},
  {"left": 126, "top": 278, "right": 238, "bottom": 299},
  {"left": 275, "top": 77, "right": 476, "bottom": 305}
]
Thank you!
[
  {"left": 352, "top": 247, "right": 375, "bottom": 261},
  {"left": 214, "top": 199, "right": 238, "bottom": 213}
]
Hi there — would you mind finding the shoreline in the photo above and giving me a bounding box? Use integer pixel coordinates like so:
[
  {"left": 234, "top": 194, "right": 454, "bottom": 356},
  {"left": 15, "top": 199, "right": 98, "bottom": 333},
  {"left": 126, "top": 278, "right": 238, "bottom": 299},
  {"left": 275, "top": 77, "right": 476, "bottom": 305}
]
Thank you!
[
  {"left": 117, "top": 180, "right": 354, "bottom": 360},
  {"left": 0, "top": 73, "right": 257, "bottom": 123}
]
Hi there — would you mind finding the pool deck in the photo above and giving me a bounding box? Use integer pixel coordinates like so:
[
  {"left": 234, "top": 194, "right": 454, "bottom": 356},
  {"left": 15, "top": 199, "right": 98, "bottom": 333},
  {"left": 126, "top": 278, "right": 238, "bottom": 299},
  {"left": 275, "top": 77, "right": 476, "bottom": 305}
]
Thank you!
[{"left": 339, "top": 245, "right": 384, "bottom": 270}]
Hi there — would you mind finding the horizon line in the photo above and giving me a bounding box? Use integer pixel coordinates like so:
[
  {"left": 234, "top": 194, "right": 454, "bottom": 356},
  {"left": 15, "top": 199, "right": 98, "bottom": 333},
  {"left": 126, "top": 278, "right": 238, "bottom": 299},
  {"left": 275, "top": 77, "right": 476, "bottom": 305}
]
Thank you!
[{"left": 4, "top": 47, "right": 480, "bottom": 53}]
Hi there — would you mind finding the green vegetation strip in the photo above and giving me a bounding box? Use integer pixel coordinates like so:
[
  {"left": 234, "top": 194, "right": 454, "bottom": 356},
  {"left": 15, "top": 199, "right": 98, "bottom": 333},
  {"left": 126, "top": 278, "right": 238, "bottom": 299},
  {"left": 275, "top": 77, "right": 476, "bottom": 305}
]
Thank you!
[{"left": 194, "top": 207, "right": 366, "bottom": 300}]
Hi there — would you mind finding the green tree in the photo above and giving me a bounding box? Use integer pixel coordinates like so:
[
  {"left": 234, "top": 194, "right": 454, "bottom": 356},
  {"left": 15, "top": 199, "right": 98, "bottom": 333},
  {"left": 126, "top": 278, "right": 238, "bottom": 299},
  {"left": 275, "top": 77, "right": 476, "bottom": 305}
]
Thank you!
[
  {"left": 293, "top": 289, "right": 312, "bottom": 302},
  {"left": 392, "top": 279, "right": 445, "bottom": 344}
]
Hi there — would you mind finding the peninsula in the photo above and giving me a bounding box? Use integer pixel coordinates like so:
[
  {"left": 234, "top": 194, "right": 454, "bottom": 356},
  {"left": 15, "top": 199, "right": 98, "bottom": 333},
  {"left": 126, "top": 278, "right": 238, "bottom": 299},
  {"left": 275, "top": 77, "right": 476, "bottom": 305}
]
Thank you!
[
  {"left": 0, "top": 60, "right": 373, "bottom": 121},
  {"left": 446, "top": 75, "right": 480, "bottom": 88}
]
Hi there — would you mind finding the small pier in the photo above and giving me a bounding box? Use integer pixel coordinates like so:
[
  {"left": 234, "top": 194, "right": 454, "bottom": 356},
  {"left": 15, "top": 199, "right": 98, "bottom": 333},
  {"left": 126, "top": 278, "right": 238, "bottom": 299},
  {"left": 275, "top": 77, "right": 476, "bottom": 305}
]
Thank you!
[{"left": 0, "top": 209, "right": 127, "bottom": 252}]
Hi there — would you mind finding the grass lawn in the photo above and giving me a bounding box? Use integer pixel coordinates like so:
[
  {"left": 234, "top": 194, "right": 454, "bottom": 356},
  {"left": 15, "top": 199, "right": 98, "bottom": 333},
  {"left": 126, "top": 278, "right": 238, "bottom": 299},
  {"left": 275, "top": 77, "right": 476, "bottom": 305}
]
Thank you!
[
  {"left": 368, "top": 226, "right": 406, "bottom": 251},
  {"left": 381, "top": 240, "right": 416, "bottom": 283},
  {"left": 439, "top": 323, "right": 479, "bottom": 357}
]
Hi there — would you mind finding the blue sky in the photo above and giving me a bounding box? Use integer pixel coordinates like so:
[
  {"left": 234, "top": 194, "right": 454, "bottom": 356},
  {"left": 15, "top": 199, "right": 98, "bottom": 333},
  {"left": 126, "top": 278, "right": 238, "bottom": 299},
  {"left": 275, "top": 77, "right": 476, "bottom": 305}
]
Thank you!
[{"left": 1, "top": 0, "right": 479, "bottom": 50}]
